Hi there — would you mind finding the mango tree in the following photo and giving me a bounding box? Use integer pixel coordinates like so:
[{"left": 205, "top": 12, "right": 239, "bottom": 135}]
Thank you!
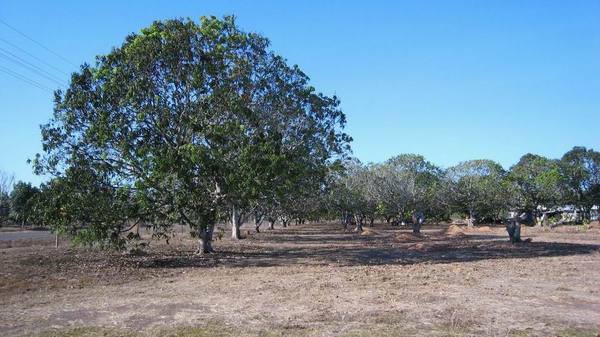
[{"left": 33, "top": 17, "right": 350, "bottom": 252}]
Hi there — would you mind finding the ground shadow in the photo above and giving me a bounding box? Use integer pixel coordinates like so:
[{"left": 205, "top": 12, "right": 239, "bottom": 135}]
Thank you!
[{"left": 135, "top": 223, "right": 600, "bottom": 270}]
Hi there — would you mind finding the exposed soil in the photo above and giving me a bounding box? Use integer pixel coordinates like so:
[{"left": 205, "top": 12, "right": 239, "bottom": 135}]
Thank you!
[{"left": 1, "top": 223, "right": 599, "bottom": 337}]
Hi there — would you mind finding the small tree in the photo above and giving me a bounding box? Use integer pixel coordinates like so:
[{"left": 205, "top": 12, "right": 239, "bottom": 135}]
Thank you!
[
  {"left": 383, "top": 154, "right": 440, "bottom": 233},
  {"left": 508, "top": 154, "right": 567, "bottom": 226},
  {"left": 0, "top": 171, "right": 14, "bottom": 225},
  {"left": 32, "top": 166, "right": 139, "bottom": 249},
  {"left": 9, "top": 181, "right": 39, "bottom": 228},
  {"left": 560, "top": 146, "right": 600, "bottom": 222},
  {"left": 445, "top": 160, "right": 508, "bottom": 225}
]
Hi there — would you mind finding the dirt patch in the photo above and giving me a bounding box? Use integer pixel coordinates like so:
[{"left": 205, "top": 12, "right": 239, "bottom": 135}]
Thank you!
[
  {"left": 445, "top": 224, "right": 467, "bottom": 236},
  {"left": 395, "top": 232, "right": 427, "bottom": 242},
  {"left": 360, "top": 227, "right": 377, "bottom": 236},
  {"left": 2, "top": 223, "right": 600, "bottom": 337}
]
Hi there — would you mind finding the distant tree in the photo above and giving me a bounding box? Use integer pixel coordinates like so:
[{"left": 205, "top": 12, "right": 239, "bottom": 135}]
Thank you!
[
  {"left": 383, "top": 154, "right": 441, "bottom": 233},
  {"left": 560, "top": 146, "right": 600, "bottom": 221},
  {"left": 33, "top": 16, "right": 349, "bottom": 252},
  {"left": 445, "top": 160, "right": 508, "bottom": 225},
  {"left": 342, "top": 160, "right": 379, "bottom": 231},
  {"left": 326, "top": 163, "right": 355, "bottom": 230},
  {"left": 0, "top": 171, "right": 14, "bottom": 224},
  {"left": 507, "top": 154, "right": 567, "bottom": 226},
  {"left": 9, "top": 181, "right": 39, "bottom": 227}
]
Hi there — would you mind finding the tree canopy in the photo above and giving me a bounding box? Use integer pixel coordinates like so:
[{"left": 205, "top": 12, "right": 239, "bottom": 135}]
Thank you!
[{"left": 33, "top": 16, "right": 350, "bottom": 251}]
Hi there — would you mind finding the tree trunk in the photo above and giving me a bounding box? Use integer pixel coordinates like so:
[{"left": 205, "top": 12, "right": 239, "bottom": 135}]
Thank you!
[
  {"left": 342, "top": 212, "right": 350, "bottom": 230},
  {"left": 231, "top": 205, "right": 242, "bottom": 240},
  {"left": 507, "top": 219, "right": 522, "bottom": 244},
  {"left": 354, "top": 215, "right": 364, "bottom": 232},
  {"left": 412, "top": 212, "right": 423, "bottom": 234},
  {"left": 533, "top": 210, "right": 541, "bottom": 227},
  {"left": 268, "top": 220, "right": 275, "bottom": 230},
  {"left": 467, "top": 209, "right": 474, "bottom": 227},
  {"left": 354, "top": 221, "right": 363, "bottom": 232},
  {"left": 254, "top": 214, "right": 263, "bottom": 233},
  {"left": 368, "top": 217, "right": 374, "bottom": 227},
  {"left": 540, "top": 213, "right": 548, "bottom": 227},
  {"left": 412, "top": 221, "right": 421, "bottom": 234},
  {"left": 198, "top": 225, "right": 215, "bottom": 254}
]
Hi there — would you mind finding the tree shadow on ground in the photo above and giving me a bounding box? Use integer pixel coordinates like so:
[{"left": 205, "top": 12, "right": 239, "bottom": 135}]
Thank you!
[{"left": 135, "top": 223, "right": 600, "bottom": 270}]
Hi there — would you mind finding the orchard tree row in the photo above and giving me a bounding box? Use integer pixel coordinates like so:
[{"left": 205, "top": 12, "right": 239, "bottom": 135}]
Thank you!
[{"left": 329, "top": 147, "right": 600, "bottom": 239}]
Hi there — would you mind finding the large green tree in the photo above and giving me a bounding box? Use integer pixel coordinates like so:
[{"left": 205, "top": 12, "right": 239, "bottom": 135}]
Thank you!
[{"left": 34, "top": 16, "right": 350, "bottom": 252}]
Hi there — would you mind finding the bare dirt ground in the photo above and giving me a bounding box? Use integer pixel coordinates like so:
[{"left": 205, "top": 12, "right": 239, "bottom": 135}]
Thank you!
[{"left": 1, "top": 222, "right": 600, "bottom": 337}]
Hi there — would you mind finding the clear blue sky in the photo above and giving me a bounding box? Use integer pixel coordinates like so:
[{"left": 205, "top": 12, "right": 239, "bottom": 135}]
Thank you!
[{"left": 1, "top": 1, "right": 599, "bottom": 185}]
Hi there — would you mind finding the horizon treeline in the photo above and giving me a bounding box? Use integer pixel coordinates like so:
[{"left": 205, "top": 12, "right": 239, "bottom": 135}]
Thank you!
[
  {"left": 2, "top": 145, "right": 598, "bottom": 235},
  {"left": 331, "top": 146, "right": 600, "bottom": 233}
]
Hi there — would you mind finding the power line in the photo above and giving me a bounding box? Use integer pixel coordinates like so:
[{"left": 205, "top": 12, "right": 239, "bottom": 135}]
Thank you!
[
  {"left": 0, "top": 47, "right": 67, "bottom": 87},
  {"left": 0, "top": 18, "right": 76, "bottom": 67},
  {"left": 0, "top": 37, "right": 70, "bottom": 76},
  {"left": 0, "top": 64, "right": 54, "bottom": 93}
]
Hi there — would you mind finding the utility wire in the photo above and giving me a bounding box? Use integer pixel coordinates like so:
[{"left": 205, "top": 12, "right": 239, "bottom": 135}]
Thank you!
[
  {"left": 0, "top": 37, "right": 70, "bottom": 76},
  {"left": 0, "top": 47, "right": 67, "bottom": 86},
  {"left": 0, "top": 18, "right": 76, "bottom": 67},
  {"left": 0, "top": 64, "right": 54, "bottom": 93}
]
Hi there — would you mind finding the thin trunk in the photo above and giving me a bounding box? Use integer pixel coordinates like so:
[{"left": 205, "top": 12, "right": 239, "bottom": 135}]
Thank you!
[
  {"left": 467, "top": 209, "right": 474, "bottom": 227},
  {"left": 369, "top": 217, "right": 374, "bottom": 227},
  {"left": 254, "top": 214, "right": 263, "bottom": 233},
  {"left": 55, "top": 233, "right": 58, "bottom": 248},
  {"left": 533, "top": 210, "right": 541, "bottom": 227},
  {"left": 354, "top": 215, "right": 364, "bottom": 232},
  {"left": 355, "top": 221, "right": 363, "bottom": 232},
  {"left": 231, "top": 205, "right": 242, "bottom": 240},
  {"left": 540, "top": 213, "right": 549, "bottom": 227}
]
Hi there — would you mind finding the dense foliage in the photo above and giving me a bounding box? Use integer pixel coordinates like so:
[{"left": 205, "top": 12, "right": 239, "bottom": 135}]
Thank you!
[
  {"left": 31, "top": 16, "right": 350, "bottom": 251},
  {"left": 329, "top": 147, "right": 600, "bottom": 232}
]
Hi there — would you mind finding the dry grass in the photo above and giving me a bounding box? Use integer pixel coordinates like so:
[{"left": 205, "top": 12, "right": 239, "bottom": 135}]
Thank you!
[{"left": 2, "top": 223, "right": 600, "bottom": 337}]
